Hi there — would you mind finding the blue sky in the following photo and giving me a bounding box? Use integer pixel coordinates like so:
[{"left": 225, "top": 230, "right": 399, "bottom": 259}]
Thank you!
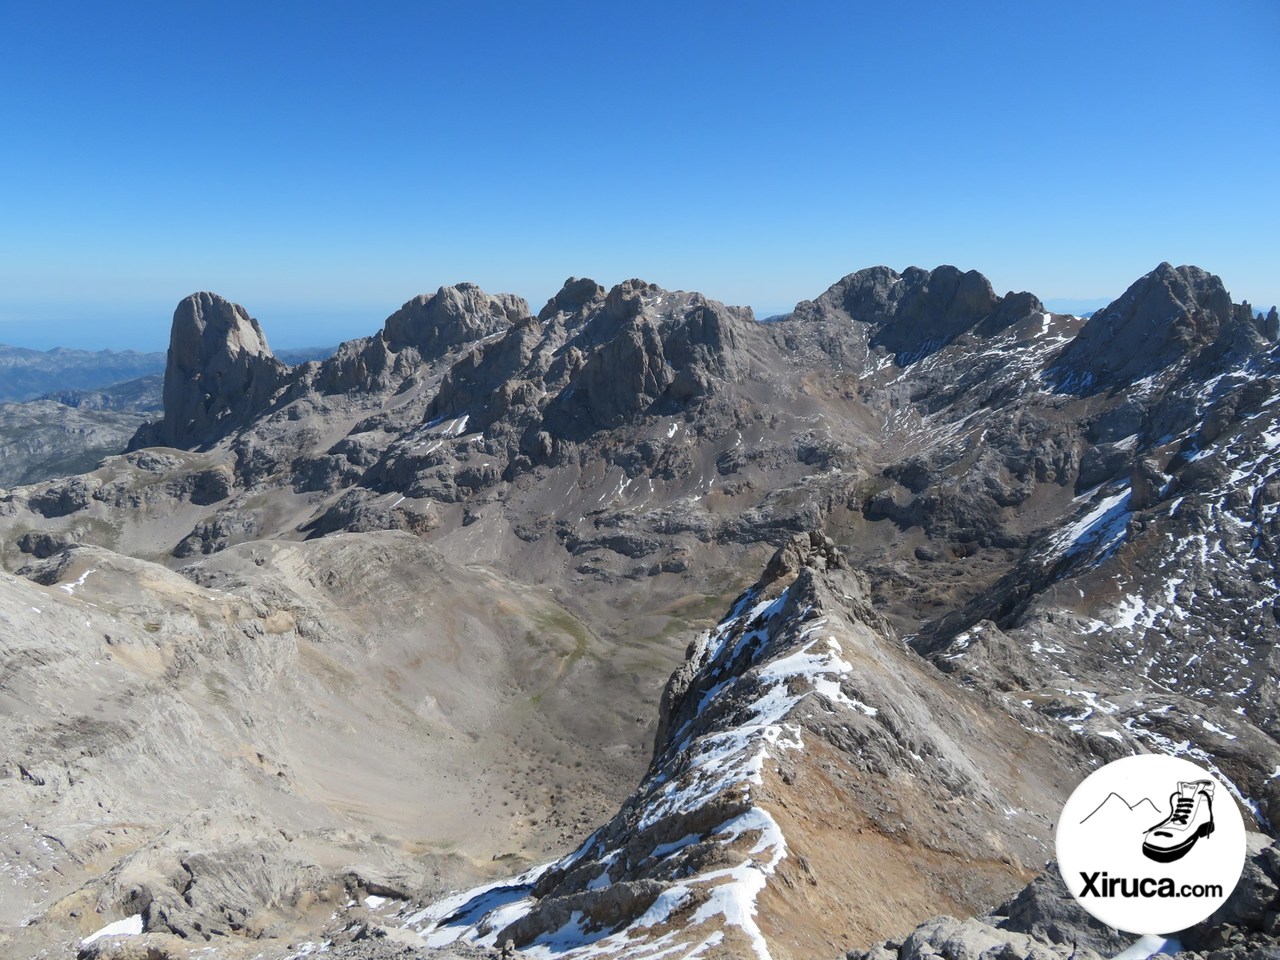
[{"left": 1, "top": 1, "right": 1276, "bottom": 350}]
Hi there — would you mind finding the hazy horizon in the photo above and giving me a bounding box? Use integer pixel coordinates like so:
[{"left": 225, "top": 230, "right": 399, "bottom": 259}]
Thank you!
[
  {"left": 0, "top": 281, "right": 1265, "bottom": 353},
  {"left": 0, "top": 285, "right": 1154, "bottom": 353},
  {"left": 2, "top": 2, "right": 1276, "bottom": 352}
]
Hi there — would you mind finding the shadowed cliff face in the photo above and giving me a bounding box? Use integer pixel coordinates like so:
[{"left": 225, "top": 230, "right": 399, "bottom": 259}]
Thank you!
[
  {"left": 790, "top": 264, "right": 1010, "bottom": 364},
  {"left": 1, "top": 263, "right": 1278, "bottom": 958},
  {"left": 1047, "top": 262, "right": 1265, "bottom": 393}
]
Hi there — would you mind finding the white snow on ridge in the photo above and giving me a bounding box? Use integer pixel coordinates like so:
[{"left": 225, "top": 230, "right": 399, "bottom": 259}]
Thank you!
[
  {"left": 1122, "top": 717, "right": 1268, "bottom": 828},
  {"left": 1044, "top": 485, "right": 1132, "bottom": 566},
  {"left": 407, "top": 413, "right": 475, "bottom": 451},
  {"left": 409, "top": 593, "right": 873, "bottom": 958},
  {"left": 1111, "top": 934, "right": 1181, "bottom": 960},
  {"left": 1112, "top": 595, "right": 1158, "bottom": 632}
]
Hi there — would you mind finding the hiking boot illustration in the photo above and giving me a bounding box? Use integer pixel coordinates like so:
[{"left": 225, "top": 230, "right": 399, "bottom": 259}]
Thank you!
[{"left": 1142, "top": 780, "right": 1215, "bottom": 863}]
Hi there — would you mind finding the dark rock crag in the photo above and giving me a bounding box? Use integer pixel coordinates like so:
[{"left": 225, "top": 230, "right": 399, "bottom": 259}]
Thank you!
[
  {"left": 1048, "top": 262, "right": 1269, "bottom": 393},
  {"left": 382, "top": 283, "right": 528, "bottom": 357},
  {"left": 789, "top": 264, "right": 1030, "bottom": 363}
]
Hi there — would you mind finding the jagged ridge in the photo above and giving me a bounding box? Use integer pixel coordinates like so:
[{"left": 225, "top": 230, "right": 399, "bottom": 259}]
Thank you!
[{"left": 3, "top": 261, "right": 1279, "bottom": 959}]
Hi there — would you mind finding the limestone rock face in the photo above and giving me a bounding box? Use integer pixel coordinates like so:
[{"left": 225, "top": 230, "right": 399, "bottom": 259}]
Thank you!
[
  {"left": 536, "top": 276, "right": 606, "bottom": 321},
  {"left": 847, "top": 915, "right": 1105, "bottom": 960},
  {"left": 145, "top": 293, "right": 287, "bottom": 450},
  {"left": 792, "top": 264, "right": 1007, "bottom": 362},
  {"left": 549, "top": 278, "right": 749, "bottom": 430},
  {"left": 382, "top": 283, "right": 528, "bottom": 357}
]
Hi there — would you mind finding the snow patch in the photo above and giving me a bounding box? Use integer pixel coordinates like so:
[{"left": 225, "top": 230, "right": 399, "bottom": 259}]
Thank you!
[
  {"left": 1046, "top": 486, "right": 1133, "bottom": 566},
  {"left": 1112, "top": 934, "right": 1182, "bottom": 959},
  {"left": 59, "top": 568, "right": 96, "bottom": 595},
  {"left": 82, "top": 914, "right": 143, "bottom": 945}
]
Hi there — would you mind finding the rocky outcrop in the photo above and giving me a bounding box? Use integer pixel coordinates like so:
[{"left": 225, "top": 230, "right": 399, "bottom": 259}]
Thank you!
[
  {"left": 1048, "top": 262, "right": 1258, "bottom": 392},
  {"left": 535, "top": 276, "right": 606, "bottom": 322},
  {"left": 847, "top": 915, "right": 1104, "bottom": 960},
  {"left": 382, "top": 284, "right": 528, "bottom": 357},
  {"left": 545, "top": 279, "right": 750, "bottom": 431},
  {"left": 132, "top": 293, "right": 288, "bottom": 451},
  {"left": 791, "top": 264, "right": 1010, "bottom": 362}
]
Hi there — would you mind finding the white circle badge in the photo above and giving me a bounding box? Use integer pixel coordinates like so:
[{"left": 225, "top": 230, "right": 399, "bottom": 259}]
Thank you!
[{"left": 1056, "top": 754, "right": 1246, "bottom": 935}]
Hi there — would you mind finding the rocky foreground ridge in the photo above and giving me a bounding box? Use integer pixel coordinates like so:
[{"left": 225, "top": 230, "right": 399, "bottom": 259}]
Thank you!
[
  {"left": 395, "top": 533, "right": 1086, "bottom": 958},
  {"left": 0, "top": 263, "right": 1277, "bottom": 958}
]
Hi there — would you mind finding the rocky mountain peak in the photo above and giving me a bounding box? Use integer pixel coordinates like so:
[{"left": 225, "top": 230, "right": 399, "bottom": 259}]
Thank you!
[
  {"left": 979, "top": 288, "right": 1048, "bottom": 334},
  {"left": 1103, "top": 262, "right": 1234, "bottom": 334},
  {"left": 792, "top": 264, "right": 1008, "bottom": 362},
  {"left": 1048, "top": 262, "right": 1244, "bottom": 392},
  {"left": 536, "top": 276, "right": 606, "bottom": 321},
  {"left": 143, "top": 292, "right": 287, "bottom": 450},
  {"left": 170, "top": 292, "right": 274, "bottom": 365},
  {"left": 604, "top": 277, "right": 657, "bottom": 307},
  {"left": 542, "top": 280, "right": 751, "bottom": 431},
  {"left": 382, "top": 283, "right": 529, "bottom": 356}
]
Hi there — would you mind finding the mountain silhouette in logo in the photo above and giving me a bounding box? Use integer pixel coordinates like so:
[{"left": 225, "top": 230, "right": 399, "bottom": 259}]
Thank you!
[{"left": 1080, "top": 792, "right": 1161, "bottom": 826}]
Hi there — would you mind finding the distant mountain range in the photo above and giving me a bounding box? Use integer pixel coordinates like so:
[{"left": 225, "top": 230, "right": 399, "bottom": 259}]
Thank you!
[
  {"left": 0, "top": 343, "right": 335, "bottom": 403},
  {"left": 0, "top": 345, "right": 166, "bottom": 403},
  {"left": 0, "top": 344, "right": 337, "bottom": 487},
  {"left": 1, "top": 266, "right": 1277, "bottom": 958}
]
